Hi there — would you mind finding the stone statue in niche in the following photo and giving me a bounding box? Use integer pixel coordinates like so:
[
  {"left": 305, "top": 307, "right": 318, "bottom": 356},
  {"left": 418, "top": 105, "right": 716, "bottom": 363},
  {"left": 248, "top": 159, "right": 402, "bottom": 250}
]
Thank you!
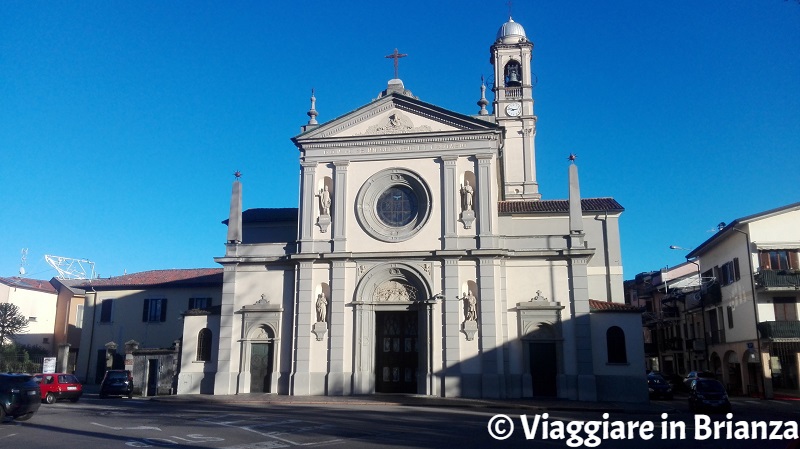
[
  {"left": 318, "top": 185, "right": 331, "bottom": 216},
  {"left": 316, "top": 185, "right": 332, "bottom": 233},
  {"left": 460, "top": 181, "right": 474, "bottom": 211},
  {"left": 461, "top": 290, "right": 479, "bottom": 341},
  {"left": 459, "top": 179, "right": 475, "bottom": 229},
  {"left": 316, "top": 292, "right": 328, "bottom": 323},
  {"left": 463, "top": 291, "right": 477, "bottom": 322}
]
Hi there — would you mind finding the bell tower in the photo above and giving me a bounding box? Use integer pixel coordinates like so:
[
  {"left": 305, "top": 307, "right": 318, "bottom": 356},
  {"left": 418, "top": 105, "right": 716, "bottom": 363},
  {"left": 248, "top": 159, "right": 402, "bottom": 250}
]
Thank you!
[{"left": 491, "top": 18, "right": 540, "bottom": 200}]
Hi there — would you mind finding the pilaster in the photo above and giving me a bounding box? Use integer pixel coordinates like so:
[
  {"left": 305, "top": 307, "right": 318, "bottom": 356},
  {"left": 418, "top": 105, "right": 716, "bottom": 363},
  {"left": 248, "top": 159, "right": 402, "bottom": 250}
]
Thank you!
[
  {"left": 568, "top": 256, "right": 596, "bottom": 401},
  {"left": 298, "top": 162, "right": 317, "bottom": 253},
  {"left": 291, "top": 261, "right": 314, "bottom": 395},
  {"left": 442, "top": 258, "right": 461, "bottom": 396},
  {"left": 327, "top": 261, "right": 348, "bottom": 395},
  {"left": 442, "top": 156, "right": 458, "bottom": 250},
  {"left": 476, "top": 154, "right": 498, "bottom": 248},
  {"left": 332, "top": 161, "right": 349, "bottom": 252},
  {"left": 478, "top": 257, "right": 503, "bottom": 398},
  {"left": 521, "top": 125, "right": 540, "bottom": 199},
  {"left": 214, "top": 263, "right": 240, "bottom": 394}
]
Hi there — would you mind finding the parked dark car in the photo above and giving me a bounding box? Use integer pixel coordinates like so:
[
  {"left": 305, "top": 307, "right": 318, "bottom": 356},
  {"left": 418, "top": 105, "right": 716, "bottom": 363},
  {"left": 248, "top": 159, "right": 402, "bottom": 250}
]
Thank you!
[
  {"left": 99, "top": 370, "right": 133, "bottom": 398},
  {"left": 683, "top": 370, "right": 715, "bottom": 390},
  {"left": 689, "top": 378, "right": 732, "bottom": 413},
  {"left": 0, "top": 373, "right": 41, "bottom": 421},
  {"left": 34, "top": 373, "right": 83, "bottom": 404},
  {"left": 647, "top": 372, "right": 674, "bottom": 399}
]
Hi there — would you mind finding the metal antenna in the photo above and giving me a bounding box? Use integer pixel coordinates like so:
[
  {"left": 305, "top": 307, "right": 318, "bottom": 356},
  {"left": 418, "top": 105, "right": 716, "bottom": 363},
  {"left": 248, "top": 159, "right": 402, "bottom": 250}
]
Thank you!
[
  {"left": 45, "top": 255, "right": 96, "bottom": 280},
  {"left": 18, "top": 248, "right": 28, "bottom": 275}
]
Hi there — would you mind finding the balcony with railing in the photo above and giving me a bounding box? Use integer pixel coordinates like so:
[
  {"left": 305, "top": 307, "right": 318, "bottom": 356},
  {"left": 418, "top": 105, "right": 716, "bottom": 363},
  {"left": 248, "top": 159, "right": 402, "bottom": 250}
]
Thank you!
[
  {"left": 503, "top": 86, "right": 522, "bottom": 99},
  {"left": 757, "top": 321, "right": 800, "bottom": 341},
  {"left": 755, "top": 269, "right": 800, "bottom": 291}
]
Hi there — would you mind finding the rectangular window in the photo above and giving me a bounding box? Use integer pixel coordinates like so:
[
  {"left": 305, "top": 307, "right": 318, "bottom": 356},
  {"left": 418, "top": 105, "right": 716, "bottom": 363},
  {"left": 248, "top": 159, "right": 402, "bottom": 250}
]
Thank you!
[
  {"left": 76, "top": 304, "right": 84, "bottom": 329},
  {"left": 28, "top": 316, "right": 37, "bottom": 322},
  {"left": 189, "top": 297, "right": 211, "bottom": 310},
  {"left": 142, "top": 298, "right": 168, "bottom": 322},
  {"left": 720, "top": 260, "right": 739, "bottom": 286},
  {"left": 727, "top": 306, "right": 734, "bottom": 329},
  {"left": 760, "top": 250, "right": 799, "bottom": 270},
  {"left": 100, "top": 299, "right": 113, "bottom": 323}
]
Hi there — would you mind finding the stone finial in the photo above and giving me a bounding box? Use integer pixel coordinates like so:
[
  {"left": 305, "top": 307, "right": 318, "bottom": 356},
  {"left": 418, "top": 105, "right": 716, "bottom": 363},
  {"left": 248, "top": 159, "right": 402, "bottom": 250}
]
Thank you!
[
  {"left": 226, "top": 173, "right": 243, "bottom": 244},
  {"left": 307, "top": 88, "right": 318, "bottom": 125},
  {"left": 531, "top": 290, "right": 547, "bottom": 301},
  {"left": 568, "top": 153, "right": 584, "bottom": 235},
  {"left": 477, "top": 76, "right": 489, "bottom": 115}
]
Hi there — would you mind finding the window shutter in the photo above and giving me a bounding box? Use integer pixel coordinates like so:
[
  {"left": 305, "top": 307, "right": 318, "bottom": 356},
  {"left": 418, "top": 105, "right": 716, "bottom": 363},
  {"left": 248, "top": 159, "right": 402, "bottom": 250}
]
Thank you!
[
  {"left": 790, "top": 250, "right": 800, "bottom": 270},
  {"left": 759, "top": 252, "right": 771, "bottom": 270},
  {"left": 733, "top": 258, "right": 740, "bottom": 281},
  {"left": 142, "top": 299, "right": 150, "bottom": 322},
  {"left": 160, "top": 298, "right": 168, "bottom": 322}
]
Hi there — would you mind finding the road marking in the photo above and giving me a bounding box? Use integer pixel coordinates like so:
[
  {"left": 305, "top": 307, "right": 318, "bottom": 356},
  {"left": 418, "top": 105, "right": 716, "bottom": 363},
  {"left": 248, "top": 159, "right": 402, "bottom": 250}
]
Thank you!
[
  {"left": 223, "top": 442, "right": 290, "bottom": 449},
  {"left": 0, "top": 434, "right": 17, "bottom": 440},
  {"left": 91, "top": 422, "right": 162, "bottom": 431}
]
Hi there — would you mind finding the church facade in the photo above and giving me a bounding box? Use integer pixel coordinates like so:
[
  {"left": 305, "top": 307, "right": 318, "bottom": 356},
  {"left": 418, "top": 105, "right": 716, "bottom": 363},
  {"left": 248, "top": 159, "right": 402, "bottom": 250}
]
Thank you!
[{"left": 178, "top": 18, "right": 646, "bottom": 402}]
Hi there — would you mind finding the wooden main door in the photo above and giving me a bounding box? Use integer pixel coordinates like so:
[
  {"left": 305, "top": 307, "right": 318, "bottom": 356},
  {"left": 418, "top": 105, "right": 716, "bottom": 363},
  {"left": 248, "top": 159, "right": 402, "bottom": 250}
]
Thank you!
[{"left": 375, "top": 311, "right": 418, "bottom": 393}]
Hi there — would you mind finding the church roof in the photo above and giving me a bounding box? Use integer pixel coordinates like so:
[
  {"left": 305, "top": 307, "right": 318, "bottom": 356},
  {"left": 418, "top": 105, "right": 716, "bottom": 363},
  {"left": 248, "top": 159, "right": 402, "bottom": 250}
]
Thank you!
[
  {"left": 75, "top": 269, "right": 222, "bottom": 289},
  {"left": 223, "top": 208, "right": 298, "bottom": 225},
  {"left": 293, "top": 91, "right": 499, "bottom": 142},
  {"left": 589, "top": 299, "right": 643, "bottom": 313},
  {"left": 498, "top": 198, "right": 624, "bottom": 215},
  {"left": 0, "top": 276, "right": 57, "bottom": 293}
]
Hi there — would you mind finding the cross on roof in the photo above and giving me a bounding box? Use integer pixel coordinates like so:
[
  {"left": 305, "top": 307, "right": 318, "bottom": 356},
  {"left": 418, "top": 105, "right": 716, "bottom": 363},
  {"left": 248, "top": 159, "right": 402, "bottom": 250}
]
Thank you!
[{"left": 385, "top": 48, "right": 407, "bottom": 79}]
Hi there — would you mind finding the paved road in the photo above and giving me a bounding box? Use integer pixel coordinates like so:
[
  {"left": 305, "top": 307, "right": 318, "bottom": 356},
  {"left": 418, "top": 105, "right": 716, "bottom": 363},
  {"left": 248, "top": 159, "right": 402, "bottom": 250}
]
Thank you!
[{"left": 1, "top": 393, "right": 797, "bottom": 448}]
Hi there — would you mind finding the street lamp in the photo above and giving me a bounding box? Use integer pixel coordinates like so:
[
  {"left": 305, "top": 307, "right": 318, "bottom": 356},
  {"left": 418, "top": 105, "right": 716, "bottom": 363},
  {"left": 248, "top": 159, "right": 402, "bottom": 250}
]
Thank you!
[
  {"left": 730, "top": 227, "right": 770, "bottom": 399},
  {"left": 669, "top": 245, "right": 708, "bottom": 372}
]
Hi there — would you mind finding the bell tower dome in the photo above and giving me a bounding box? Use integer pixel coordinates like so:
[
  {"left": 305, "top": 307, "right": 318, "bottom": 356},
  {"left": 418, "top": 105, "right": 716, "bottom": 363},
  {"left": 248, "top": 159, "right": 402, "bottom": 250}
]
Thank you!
[{"left": 491, "top": 17, "right": 540, "bottom": 201}]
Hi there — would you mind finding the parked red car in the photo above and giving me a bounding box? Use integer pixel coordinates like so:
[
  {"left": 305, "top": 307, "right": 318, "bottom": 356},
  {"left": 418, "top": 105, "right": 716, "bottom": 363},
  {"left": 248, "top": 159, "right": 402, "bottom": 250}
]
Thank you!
[{"left": 33, "top": 373, "right": 83, "bottom": 404}]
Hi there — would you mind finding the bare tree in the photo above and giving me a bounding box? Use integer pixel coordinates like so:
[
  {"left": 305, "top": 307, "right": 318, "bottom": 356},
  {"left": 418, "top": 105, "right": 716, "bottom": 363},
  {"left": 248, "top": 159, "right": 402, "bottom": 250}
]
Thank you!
[{"left": 0, "top": 303, "right": 28, "bottom": 347}]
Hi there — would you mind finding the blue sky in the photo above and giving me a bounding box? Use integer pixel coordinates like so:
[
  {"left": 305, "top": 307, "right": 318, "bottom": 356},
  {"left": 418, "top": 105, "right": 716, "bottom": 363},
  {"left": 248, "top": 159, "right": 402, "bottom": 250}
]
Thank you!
[{"left": 2, "top": 1, "right": 799, "bottom": 283}]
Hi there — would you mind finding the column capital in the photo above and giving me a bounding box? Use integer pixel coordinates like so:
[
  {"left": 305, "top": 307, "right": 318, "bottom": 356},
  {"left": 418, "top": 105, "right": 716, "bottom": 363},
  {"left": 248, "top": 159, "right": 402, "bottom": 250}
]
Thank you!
[
  {"left": 301, "top": 161, "right": 317, "bottom": 169},
  {"left": 333, "top": 160, "right": 351, "bottom": 168},
  {"left": 476, "top": 153, "right": 494, "bottom": 163},
  {"left": 440, "top": 156, "right": 458, "bottom": 164}
]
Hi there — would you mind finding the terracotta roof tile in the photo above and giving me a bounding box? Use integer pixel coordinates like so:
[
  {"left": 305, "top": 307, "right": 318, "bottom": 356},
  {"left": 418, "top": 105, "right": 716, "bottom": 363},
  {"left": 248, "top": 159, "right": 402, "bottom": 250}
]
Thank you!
[
  {"left": 498, "top": 198, "right": 624, "bottom": 215},
  {"left": 589, "top": 299, "right": 643, "bottom": 313},
  {"left": 0, "top": 277, "right": 57, "bottom": 293},
  {"left": 75, "top": 268, "right": 222, "bottom": 289}
]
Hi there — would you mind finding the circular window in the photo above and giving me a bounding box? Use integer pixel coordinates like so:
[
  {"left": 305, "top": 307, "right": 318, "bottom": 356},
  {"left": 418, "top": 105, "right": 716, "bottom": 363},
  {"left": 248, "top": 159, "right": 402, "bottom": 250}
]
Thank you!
[
  {"left": 356, "top": 168, "right": 431, "bottom": 242},
  {"left": 376, "top": 186, "right": 418, "bottom": 227}
]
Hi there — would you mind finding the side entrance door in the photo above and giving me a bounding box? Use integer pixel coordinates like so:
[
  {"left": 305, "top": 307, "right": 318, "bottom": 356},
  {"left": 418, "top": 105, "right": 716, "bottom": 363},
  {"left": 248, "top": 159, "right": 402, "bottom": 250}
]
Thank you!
[
  {"left": 249, "top": 342, "right": 274, "bottom": 393},
  {"left": 530, "top": 342, "right": 558, "bottom": 397},
  {"left": 375, "top": 311, "right": 418, "bottom": 393}
]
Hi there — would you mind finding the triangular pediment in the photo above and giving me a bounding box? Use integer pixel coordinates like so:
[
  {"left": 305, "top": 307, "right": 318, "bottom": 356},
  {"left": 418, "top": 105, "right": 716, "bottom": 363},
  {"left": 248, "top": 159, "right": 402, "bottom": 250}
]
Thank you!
[{"left": 294, "top": 93, "right": 497, "bottom": 142}]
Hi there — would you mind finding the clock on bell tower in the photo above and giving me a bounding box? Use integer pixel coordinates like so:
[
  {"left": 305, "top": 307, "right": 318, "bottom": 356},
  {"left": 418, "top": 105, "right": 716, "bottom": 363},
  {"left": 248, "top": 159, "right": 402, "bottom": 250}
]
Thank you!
[{"left": 491, "top": 17, "right": 541, "bottom": 201}]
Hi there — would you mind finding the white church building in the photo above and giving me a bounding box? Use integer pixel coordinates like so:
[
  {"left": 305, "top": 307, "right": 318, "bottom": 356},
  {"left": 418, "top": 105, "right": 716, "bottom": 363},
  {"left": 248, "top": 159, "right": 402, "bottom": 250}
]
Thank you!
[{"left": 178, "top": 17, "right": 647, "bottom": 402}]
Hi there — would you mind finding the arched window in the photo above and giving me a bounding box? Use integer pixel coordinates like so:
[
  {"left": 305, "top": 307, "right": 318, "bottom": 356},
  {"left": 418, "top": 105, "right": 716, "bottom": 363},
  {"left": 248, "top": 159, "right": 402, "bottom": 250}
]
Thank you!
[
  {"left": 197, "top": 328, "right": 212, "bottom": 362},
  {"left": 504, "top": 60, "right": 522, "bottom": 87},
  {"left": 606, "top": 326, "right": 627, "bottom": 364}
]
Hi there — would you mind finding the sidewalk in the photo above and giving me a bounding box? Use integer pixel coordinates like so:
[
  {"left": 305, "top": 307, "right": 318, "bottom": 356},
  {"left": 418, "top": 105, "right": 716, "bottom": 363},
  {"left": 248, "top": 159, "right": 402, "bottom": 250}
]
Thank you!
[{"left": 80, "top": 384, "right": 677, "bottom": 415}]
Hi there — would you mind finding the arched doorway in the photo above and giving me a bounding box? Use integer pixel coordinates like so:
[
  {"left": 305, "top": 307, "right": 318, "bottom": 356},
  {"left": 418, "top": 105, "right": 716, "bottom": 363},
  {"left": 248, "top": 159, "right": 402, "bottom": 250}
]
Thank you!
[
  {"left": 524, "top": 322, "right": 560, "bottom": 397},
  {"left": 353, "top": 263, "right": 433, "bottom": 395},
  {"left": 724, "top": 350, "right": 741, "bottom": 394}
]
